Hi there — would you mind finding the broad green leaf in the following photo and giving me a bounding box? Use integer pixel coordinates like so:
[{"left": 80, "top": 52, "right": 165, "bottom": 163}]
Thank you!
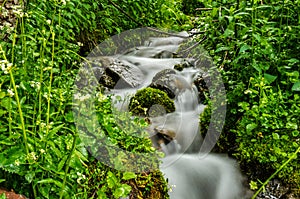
[
  {"left": 239, "top": 44, "right": 251, "bottom": 54},
  {"left": 48, "top": 124, "right": 64, "bottom": 139},
  {"left": 37, "top": 178, "right": 63, "bottom": 187},
  {"left": 224, "top": 28, "right": 234, "bottom": 38},
  {"left": 264, "top": 73, "right": 277, "bottom": 84},
  {"left": 292, "top": 130, "right": 299, "bottom": 137},
  {"left": 272, "top": 133, "right": 280, "bottom": 140},
  {"left": 57, "top": 155, "right": 69, "bottom": 171},
  {"left": 0, "top": 193, "right": 6, "bottom": 199},
  {"left": 113, "top": 187, "right": 126, "bottom": 198},
  {"left": 122, "top": 172, "right": 136, "bottom": 180},
  {"left": 25, "top": 171, "right": 35, "bottom": 183},
  {"left": 215, "top": 46, "right": 230, "bottom": 53},
  {"left": 246, "top": 123, "right": 257, "bottom": 133},
  {"left": 0, "top": 109, "right": 6, "bottom": 117},
  {"left": 113, "top": 184, "right": 131, "bottom": 198},
  {"left": 107, "top": 171, "right": 118, "bottom": 189},
  {"left": 20, "top": 96, "right": 26, "bottom": 105},
  {"left": 234, "top": 12, "right": 251, "bottom": 17},
  {"left": 270, "top": 156, "right": 277, "bottom": 162},
  {"left": 252, "top": 61, "right": 262, "bottom": 73},
  {"left": 0, "top": 92, "right": 5, "bottom": 99},
  {"left": 286, "top": 122, "right": 298, "bottom": 129},
  {"left": 287, "top": 58, "right": 299, "bottom": 64},
  {"left": 0, "top": 98, "right": 11, "bottom": 109},
  {"left": 292, "top": 82, "right": 300, "bottom": 91},
  {"left": 253, "top": 33, "right": 261, "bottom": 42}
]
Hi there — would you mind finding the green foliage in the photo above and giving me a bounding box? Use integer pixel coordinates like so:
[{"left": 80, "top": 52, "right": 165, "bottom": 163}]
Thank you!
[
  {"left": 0, "top": 0, "right": 175, "bottom": 198},
  {"left": 0, "top": 193, "right": 6, "bottom": 199},
  {"left": 181, "top": 0, "right": 205, "bottom": 14},
  {"left": 129, "top": 87, "right": 176, "bottom": 117},
  {"left": 195, "top": 0, "right": 300, "bottom": 189}
]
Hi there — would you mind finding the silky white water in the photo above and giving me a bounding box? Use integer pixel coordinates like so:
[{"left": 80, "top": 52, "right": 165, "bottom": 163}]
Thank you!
[
  {"left": 104, "top": 30, "right": 244, "bottom": 199},
  {"left": 160, "top": 154, "right": 244, "bottom": 199}
]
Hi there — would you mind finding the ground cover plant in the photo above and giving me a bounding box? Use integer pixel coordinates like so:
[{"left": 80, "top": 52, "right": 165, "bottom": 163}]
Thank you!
[
  {"left": 193, "top": 0, "right": 300, "bottom": 195},
  {"left": 0, "top": 0, "right": 189, "bottom": 198}
]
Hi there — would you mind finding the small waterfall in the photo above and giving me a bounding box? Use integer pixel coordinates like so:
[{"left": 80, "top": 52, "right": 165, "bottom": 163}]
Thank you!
[{"left": 100, "top": 30, "right": 244, "bottom": 199}]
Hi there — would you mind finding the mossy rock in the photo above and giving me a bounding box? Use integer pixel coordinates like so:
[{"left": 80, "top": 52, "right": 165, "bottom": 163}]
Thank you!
[
  {"left": 128, "top": 170, "right": 170, "bottom": 199},
  {"left": 129, "top": 87, "right": 175, "bottom": 117}
]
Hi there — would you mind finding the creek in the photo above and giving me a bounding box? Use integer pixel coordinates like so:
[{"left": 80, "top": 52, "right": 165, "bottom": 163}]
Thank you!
[{"left": 86, "top": 28, "right": 245, "bottom": 199}]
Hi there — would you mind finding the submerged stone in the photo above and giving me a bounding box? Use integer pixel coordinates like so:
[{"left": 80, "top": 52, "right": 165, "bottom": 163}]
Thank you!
[{"left": 150, "top": 69, "right": 191, "bottom": 99}]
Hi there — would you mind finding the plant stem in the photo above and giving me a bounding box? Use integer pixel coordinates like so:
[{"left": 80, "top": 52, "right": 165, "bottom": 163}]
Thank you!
[
  {"left": 45, "top": 29, "right": 55, "bottom": 139},
  {"left": 59, "top": 130, "right": 78, "bottom": 199},
  {"left": 251, "top": 146, "right": 300, "bottom": 199}
]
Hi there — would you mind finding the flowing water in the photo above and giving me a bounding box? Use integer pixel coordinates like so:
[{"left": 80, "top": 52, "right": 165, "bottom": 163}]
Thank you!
[{"left": 100, "top": 30, "right": 245, "bottom": 199}]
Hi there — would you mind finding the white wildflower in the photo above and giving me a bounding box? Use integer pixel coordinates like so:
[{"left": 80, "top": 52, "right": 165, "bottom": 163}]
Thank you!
[
  {"left": 74, "top": 93, "right": 91, "bottom": 101},
  {"left": 12, "top": 5, "right": 26, "bottom": 18},
  {"left": 61, "top": 0, "right": 67, "bottom": 5},
  {"left": 29, "top": 81, "right": 41, "bottom": 90},
  {"left": 29, "top": 81, "right": 35, "bottom": 88},
  {"left": 77, "top": 42, "right": 83, "bottom": 47},
  {"left": 27, "top": 152, "right": 37, "bottom": 161},
  {"left": 76, "top": 172, "right": 86, "bottom": 184},
  {"left": 15, "top": 159, "right": 20, "bottom": 166},
  {"left": 0, "top": 60, "right": 7, "bottom": 72},
  {"left": 7, "top": 89, "right": 14, "bottom": 97},
  {"left": 6, "top": 63, "right": 12, "bottom": 73},
  {"left": 43, "top": 92, "right": 52, "bottom": 99},
  {"left": 40, "top": 122, "right": 46, "bottom": 128},
  {"left": 74, "top": 93, "right": 81, "bottom": 100},
  {"left": 47, "top": 122, "right": 54, "bottom": 129},
  {"left": 1, "top": 7, "right": 9, "bottom": 17},
  {"left": 40, "top": 149, "right": 45, "bottom": 154},
  {"left": 46, "top": 20, "right": 51, "bottom": 25}
]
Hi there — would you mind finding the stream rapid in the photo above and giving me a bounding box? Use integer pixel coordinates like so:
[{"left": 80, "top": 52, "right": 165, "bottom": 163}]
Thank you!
[{"left": 85, "top": 28, "right": 245, "bottom": 199}]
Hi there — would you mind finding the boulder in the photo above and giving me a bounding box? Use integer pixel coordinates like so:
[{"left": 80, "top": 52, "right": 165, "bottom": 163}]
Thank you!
[
  {"left": 88, "top": 56, "right": 145, "bottom": 89},
  {"left": 149, "top": 69, "right": 191, "bottom": 99}
]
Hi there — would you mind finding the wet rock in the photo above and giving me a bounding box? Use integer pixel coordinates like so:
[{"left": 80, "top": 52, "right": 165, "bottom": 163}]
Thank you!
[
  {"left": 150, "top": 69, "right": 191, "bottom": 99},
  {"left": 0, "top": 0, "right": 21, "bottom": 40},
  {"left": 149, "top": 126, "right": 177, "bottom": 153},
  {"left": 256, "top": 179, "right": 299, "bottom": 199},
  {"left": 193, "top": 72, "right": 209, "bottom": 103},
  {"left": 88, "top": 56, "right": 145, "bottom": 89},
  {"left": 0, "top": 188, "right": 27, "bottom": 199},
  {"left": 174, "top": 59, "right": 193, "bottom": 71}
]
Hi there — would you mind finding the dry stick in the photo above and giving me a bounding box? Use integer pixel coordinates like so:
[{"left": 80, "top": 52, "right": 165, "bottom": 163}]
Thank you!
[
  {"left": 177, "top": 36, "right": 207, "bottom": 57},
  {"left": 195, "top": 8, "right": 213, "bottom": 11}
]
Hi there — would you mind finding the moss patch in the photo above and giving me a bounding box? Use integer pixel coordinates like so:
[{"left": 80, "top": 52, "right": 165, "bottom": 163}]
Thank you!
[
  {"left": 128, "top": 170, "right": 169, "bottom": 199},
  {"left": 129, "top": 87, "right": 175, "bottom": 117}
]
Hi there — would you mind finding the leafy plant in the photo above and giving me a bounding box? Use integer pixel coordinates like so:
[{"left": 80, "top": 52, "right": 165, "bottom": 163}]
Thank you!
[
  {"left": 0, "top": 0, "right": 177, "bottom": 198},
  {"left": 195, "top": 0, "right": 300, "bottom": 192}
]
